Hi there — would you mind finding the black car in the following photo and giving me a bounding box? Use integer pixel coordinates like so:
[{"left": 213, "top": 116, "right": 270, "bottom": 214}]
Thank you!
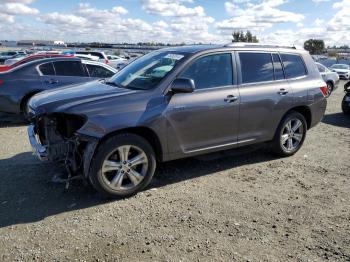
[{"left": 0, "top": 58, "right": 117, "bottom": 116}]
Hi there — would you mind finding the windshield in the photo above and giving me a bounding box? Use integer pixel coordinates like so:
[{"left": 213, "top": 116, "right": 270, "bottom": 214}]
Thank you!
[
  {"left": 108, "top": 51, "right": 186, "bottom": 90},
  {"left": 331, "top": 64, "right": 349, "bottom": 69}
]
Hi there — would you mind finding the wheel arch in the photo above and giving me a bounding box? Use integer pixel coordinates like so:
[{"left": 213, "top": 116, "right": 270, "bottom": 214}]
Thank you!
[
  {"left": 282, "top": 106, "right": 312, "bottom": 130},
  {"left": 20, "top": 90, "right": 41, "bottom": 113},
  {"left": 97, "top": 126, "right": 164, "bottom": 162}
]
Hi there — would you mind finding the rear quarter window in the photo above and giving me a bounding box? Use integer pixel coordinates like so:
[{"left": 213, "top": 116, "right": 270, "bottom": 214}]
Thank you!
[
  {"left": 53, "top": 61, "right": 86, "bottom": 77},
  {"left": 39, "top": 63, "right": 55, "bottom": 76},
  {"left": 280, "top": 53, "right": 307, "bottom": 79}
]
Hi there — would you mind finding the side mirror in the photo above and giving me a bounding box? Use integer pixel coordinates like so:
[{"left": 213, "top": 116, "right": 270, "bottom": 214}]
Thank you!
[{"left": 170, "top": 78, "right": 195, "bottom": 94}]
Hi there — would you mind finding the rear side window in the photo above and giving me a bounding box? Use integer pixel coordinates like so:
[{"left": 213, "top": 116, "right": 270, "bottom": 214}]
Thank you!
[
  {"left": 280, "top": 54, "right": 307, "bottom": 79},
  {"left": 53, "top": 61, "right": 86, "bottom": 77},
  {"left": 39, "top": 63, "right": 55, "bottom": 76},
  {"left": 86, "top": 64, "right": 115, "bottom": 78},
  {"left": 239, "top": 52, "right": 274, "bottom": 84},
  {"left": 272, "top": 54, "right": 284, "bottom": 80},
  {"left": 317, "top": 63, "right": 325, "bottom": 73},
  {"left": 180, "top": 53, "right": 233, "bottom": 89}
]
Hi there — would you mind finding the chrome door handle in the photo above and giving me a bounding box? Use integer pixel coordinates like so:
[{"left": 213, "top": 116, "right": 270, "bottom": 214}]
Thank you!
[
  {"left": 45, "top": 79, "right": 58, "bottom": 84},
  {"left": 224, "top": 95, "right": 238, "bottom": 103},
  {"left": 278, "top": 88, "right": 289, "bottom": 95}
]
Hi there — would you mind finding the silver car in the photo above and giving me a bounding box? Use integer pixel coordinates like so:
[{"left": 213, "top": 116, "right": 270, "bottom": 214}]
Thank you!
[{"left": 316, "top": 62, "right": 339, "bottom": 97}]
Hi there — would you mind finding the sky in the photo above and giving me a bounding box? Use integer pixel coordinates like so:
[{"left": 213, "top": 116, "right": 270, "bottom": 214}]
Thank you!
[{"left": 0, "top": 0, "right": 349, "bottom": 46}]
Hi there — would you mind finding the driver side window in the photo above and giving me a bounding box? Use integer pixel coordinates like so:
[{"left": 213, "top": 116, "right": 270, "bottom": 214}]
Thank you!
[{"left": 180, "top": 53, "right": 233, "bottom": 90}]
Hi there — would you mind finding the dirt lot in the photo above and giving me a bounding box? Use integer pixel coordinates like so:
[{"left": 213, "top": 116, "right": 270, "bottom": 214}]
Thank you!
[{"left": 0, "top": 82, "right": 349, "bottom": 262}]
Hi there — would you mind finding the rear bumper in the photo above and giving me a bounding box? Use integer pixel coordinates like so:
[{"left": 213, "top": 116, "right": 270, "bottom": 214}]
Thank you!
[
  {"left": 309, "top": 98, "right": 327, "bottom": 129},
  {"left": 27, "top": 125, "right": 48, "bottom": 161}
]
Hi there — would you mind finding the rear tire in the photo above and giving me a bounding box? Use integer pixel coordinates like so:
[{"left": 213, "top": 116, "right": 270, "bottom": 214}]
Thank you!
[
  {"left": 342, "top": 95, "right": 350, "bottom": 115},
  {"left": 326, "top": 81, "right": 333, "bottom": 97},
  {"left": 89, "top": 133, "right": 156, "bottom": 198},
  {"left": 271, "top": 111, "right": 307, "bottom": 157}
]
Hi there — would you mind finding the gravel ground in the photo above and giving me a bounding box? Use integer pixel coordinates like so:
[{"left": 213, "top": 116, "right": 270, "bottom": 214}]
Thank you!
[{"left": 0, "top": 82, "right": 349, "bottom": 262}]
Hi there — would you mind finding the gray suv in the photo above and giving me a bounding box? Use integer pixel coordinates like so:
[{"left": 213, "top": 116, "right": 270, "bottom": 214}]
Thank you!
[{"left": 27, "top": 44, "right": 327, "bottom": 198}]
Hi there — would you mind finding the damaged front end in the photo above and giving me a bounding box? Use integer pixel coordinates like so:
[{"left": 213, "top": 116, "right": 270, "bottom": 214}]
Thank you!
[{"left": 28, "top": 113, "right": 98, "bottom": 179}]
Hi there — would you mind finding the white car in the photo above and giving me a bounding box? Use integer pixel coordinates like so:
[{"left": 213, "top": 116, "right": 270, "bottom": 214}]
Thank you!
[
  {"left": 83, "top": 60, "right": 118, "bottom": 78},
  {"left": 329, "top": 64, "right": 350, "bottom": 80},
  {"left": 75, "top": 51, "right": 109, "bottom": 64},
  {"left": 75, "top": 54, "right": 100, "bottom": 61},
  {"left": 106, "top": 55, "right": 128, "bottom": 69}
]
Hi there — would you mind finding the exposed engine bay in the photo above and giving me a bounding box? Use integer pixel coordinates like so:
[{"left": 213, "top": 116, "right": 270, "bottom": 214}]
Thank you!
[{"left": 30, "top": 113, "right": 98, "bottom": 183}]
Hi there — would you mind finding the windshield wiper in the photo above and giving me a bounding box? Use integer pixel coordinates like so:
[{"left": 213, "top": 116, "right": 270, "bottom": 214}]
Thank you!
[{"left": 104, "top": 80, "right": 125, "bottom": 89}]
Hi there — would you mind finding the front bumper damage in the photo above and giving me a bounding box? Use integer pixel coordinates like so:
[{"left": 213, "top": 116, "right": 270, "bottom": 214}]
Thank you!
[
  {"left": 28, "top": 125, "right": 48, "bottom": 161},
  {"left": 28, "top": 114, "right": 99, "bottom": 181}
]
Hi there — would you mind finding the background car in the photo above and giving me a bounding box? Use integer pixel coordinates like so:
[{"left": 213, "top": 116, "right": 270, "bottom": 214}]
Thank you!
[
  {"left": 329, "top": 64, "right": 350, "bottom": 79},
  {"left": 0, "top": 53, "right": 74, "bottom": 72},
  {"left": 0, "top": 51, "right": 26, "bottom": 64},
  {"left": 75, "top": 54, "right": 100, "bottom": 61},
  {"left": 106, "top": 55, "right": 127, "bottom": 68},
  {"left": 0, "top": 57, "right": 117, "bottom": 116},
  {"left": 75, "top": 51, "right": 109, "bottom": 64},
  {"left": 316, "top": 62, "right": 339, "bottom": 97}
]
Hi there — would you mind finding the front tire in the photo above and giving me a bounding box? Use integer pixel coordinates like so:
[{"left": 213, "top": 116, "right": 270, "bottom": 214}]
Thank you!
[
  {"left": 271, "top": 111, "right": 307, "bottom": 157},
  {"left": 89, "top": 133, "right": 156, "bottom": 198}
]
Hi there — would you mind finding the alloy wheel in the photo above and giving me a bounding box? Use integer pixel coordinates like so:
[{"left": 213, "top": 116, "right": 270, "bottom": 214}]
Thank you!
[
  {"left": 280, "top": 119, "right": 304, "bottom": 152},
  {"left": 326, "top": 82, "right": 332, "bottom": 97},
  {"left": 101, "top": 145, "right": 149, "bottom": 192}
]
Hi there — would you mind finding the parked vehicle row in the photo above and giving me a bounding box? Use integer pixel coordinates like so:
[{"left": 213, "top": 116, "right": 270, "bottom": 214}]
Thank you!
[
  {"left": 26, "top": 44, "right": 328, "bottom": 198},
  {"left": 0, "top": 50, "right": 27, "bottom": 64},
  {"left": 0, "top": 53, "right": 73, "bottom": 72},
  {"left": 75, "top": 51, "right": 127, "bottom": 68},
  {"left": 0, "top": 50, "right": 133, "bottom": 72},
  {"left": 0, "top": 57, "right": 117, "bottom": 117}
]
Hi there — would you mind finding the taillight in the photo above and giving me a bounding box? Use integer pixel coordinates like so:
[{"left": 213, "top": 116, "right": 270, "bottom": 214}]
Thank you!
[
  {"left": 105, "top": 59, "right": 109, "bottom": 64},
  {"left": 320, "top": 86, "right": 328, "bottom": 97}
]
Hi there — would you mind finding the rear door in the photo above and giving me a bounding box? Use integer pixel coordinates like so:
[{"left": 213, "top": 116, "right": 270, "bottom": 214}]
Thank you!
[
  {"left": 38, "top": 62, "right": 59, "bottom": 90},
  {"left": 51, "top": 60, "right": 90, "bottom": 88},
  {"left": 237, "top": 52, "right": 293, "bottom": 144},
  {"left": 40, "top": 60, "right": 90, "bottom": 89}
]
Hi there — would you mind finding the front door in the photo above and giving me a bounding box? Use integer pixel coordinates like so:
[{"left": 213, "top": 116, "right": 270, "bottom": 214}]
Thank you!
[{"left": 165, "top": 53, "right": 240, "bottom": 153}]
